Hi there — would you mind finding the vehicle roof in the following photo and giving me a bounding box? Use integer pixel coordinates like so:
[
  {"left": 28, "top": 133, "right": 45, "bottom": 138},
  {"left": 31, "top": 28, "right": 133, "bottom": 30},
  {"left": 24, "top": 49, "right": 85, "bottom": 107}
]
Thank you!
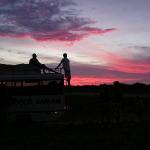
[
  {"left": 0, "top": 64, "right": 63, "bottom": 81},
  {"left": 0, "top": 74, "right": 64, "bottom": 82}
]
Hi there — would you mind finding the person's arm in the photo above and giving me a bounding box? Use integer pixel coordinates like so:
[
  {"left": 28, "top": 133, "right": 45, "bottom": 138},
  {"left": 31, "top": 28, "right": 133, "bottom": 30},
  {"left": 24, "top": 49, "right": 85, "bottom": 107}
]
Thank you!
[
  {"left": 36, "top": 59, "right": 42, "bottom": 67},
  {"left": 43, "top": 64, "right": 57, "bottom": 73},
  {"left": 29, "top": 58, "right": 42, "bottom": 67},
  {"left": 55, "top": 59, "right": 63, "bottom": 69}
]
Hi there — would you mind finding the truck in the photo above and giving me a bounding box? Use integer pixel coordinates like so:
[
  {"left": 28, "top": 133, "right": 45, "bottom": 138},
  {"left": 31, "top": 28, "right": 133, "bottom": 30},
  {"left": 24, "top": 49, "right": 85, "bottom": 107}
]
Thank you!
[{"left": 0, "top": 64, "right": 64, "bottom": 122}]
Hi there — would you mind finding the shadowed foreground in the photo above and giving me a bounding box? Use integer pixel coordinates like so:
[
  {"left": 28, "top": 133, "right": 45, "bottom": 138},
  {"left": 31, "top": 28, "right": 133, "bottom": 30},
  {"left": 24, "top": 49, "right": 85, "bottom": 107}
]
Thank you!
[
  {"left": 0, "top": 84, "right": 150, "bottom": 150},
  {"left": 0, "top": 121, "right": 150, "bottom": 150}
]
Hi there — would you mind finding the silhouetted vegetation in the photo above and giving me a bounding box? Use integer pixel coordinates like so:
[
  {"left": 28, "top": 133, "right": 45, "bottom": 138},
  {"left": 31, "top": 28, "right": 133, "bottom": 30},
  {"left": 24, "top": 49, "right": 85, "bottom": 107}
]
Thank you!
[{"left": 63, "top": 82, "right": 149, "bottom": 123}]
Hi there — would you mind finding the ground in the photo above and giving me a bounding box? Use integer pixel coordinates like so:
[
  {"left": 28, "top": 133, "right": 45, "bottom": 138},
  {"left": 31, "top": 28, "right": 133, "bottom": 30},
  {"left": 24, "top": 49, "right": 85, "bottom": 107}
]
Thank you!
[{"left": 0, "top": 85, "right": 150, "bottom": 150}]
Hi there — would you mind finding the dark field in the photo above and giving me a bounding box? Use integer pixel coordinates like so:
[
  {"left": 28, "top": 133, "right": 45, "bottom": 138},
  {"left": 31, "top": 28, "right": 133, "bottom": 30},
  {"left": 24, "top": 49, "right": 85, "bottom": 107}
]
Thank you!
[{"left": 0, "top": 84, "right": 150, "bottom": 150}]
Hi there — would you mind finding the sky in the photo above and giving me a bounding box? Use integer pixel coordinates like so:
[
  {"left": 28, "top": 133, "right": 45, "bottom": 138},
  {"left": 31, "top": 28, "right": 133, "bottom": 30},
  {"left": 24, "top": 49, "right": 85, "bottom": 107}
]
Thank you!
[{"left": 0, "top": 0, "right": 150, "bottom": 85}]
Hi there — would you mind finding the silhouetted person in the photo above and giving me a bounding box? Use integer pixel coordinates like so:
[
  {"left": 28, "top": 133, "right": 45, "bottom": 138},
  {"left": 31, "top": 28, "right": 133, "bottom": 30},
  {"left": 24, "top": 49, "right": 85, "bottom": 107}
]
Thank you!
[
  {"left": 29, "top": 53, "right": 55, "bottom": 73},
  {"left": 55, "top": 53, "right": 71, "bottom": 86}
]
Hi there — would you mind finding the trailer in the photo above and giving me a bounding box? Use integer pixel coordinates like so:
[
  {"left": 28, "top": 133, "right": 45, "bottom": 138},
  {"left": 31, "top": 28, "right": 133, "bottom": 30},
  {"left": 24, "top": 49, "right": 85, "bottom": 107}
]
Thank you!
[{"left": 0, "top": 64, "right": 64, "bottom": 122}]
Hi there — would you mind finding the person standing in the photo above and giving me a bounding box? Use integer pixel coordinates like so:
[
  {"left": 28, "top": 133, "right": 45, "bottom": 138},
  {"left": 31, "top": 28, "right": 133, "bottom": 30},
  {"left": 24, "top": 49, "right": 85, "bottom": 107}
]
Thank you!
[{"left": 55, "top": 53, "right": 71, "bottom": 86}]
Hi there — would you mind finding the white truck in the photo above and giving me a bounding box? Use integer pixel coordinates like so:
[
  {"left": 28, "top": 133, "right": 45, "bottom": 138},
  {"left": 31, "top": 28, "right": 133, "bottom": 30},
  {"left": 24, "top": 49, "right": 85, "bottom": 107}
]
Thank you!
[{"left": 0, "top": 64, "right": 64, "bottom": 122}]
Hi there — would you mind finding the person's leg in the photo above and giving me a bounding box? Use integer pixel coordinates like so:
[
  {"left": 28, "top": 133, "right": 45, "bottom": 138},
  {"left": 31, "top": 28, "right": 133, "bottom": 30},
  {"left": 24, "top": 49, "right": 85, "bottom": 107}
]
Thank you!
[
  {"left": 67, "top": 77, "right": 70, "bottom": 86},
  {"left": 67, "top": 75, "right": 71, "bottom": 86},
  {"left": 65, "top": 70, "right": 71, "bottom": 86}
]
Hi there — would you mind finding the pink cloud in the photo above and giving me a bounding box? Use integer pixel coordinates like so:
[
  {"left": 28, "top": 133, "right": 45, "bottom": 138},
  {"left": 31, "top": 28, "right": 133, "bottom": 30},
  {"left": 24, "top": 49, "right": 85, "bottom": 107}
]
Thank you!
[
  {"left": 31, "top": 27, "right": 116, "bottom": 42},
  {"left": 71, "top": 76, "right": 140, "bottom": 85},
  {"left": 0, "top": 27, "right": 116, "bottom": 42},
  {"left": 68, "top": 50, "right": 150, "bottom": 85},
  {"left": 102, "top": 52, "right": 150, "bottom": 74},
  {"left": 68, "top": 62, "right": 150, "bottom": 85},
  {"left": 0, "top": 0, "right": 116, "bottom": 42}
]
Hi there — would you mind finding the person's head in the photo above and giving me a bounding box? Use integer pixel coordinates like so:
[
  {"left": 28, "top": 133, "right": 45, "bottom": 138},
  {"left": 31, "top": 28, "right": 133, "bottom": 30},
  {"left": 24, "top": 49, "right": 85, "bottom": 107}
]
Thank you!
[
  {"left": 63, "top": 53, "right": 67, "bottom": 58},
  {"left": 32, "top": 53, "right": 37, "bottom": 59}
]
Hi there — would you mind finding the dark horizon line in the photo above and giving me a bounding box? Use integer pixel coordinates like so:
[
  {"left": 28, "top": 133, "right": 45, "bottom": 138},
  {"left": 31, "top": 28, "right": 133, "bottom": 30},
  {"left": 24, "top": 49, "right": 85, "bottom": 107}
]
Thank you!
[{"left": 66, "top": 82, "right": 150, "bottom": 87}]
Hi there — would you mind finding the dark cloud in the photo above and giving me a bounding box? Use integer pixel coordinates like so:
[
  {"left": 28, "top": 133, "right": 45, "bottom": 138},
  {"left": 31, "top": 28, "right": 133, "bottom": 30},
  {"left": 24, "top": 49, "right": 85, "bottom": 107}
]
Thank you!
[
  {"left": 71, "top": 63, "right": 139, "bottom": 77},
  {"left": 129, "top": 45, "right": 150, "bottom": 54},
  {"left": 127, "top": 45, "right": 150, "bottom": 62},
  {"left": 0, "top": 0, "right": 116, "bottom": 42}
]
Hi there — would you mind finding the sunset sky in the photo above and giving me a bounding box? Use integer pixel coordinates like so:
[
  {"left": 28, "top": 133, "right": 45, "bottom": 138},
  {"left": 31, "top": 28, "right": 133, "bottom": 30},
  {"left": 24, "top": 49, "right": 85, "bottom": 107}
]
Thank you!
[{"left": 0, "top": 0, "right": 150, "bottom": 85}]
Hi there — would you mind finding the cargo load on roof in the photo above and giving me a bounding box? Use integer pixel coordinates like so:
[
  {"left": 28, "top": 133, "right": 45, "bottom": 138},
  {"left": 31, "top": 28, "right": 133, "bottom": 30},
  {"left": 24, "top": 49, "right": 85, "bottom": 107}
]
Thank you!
[{"left": 0, "top": 64, "right": 41, "bottom": 75}]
